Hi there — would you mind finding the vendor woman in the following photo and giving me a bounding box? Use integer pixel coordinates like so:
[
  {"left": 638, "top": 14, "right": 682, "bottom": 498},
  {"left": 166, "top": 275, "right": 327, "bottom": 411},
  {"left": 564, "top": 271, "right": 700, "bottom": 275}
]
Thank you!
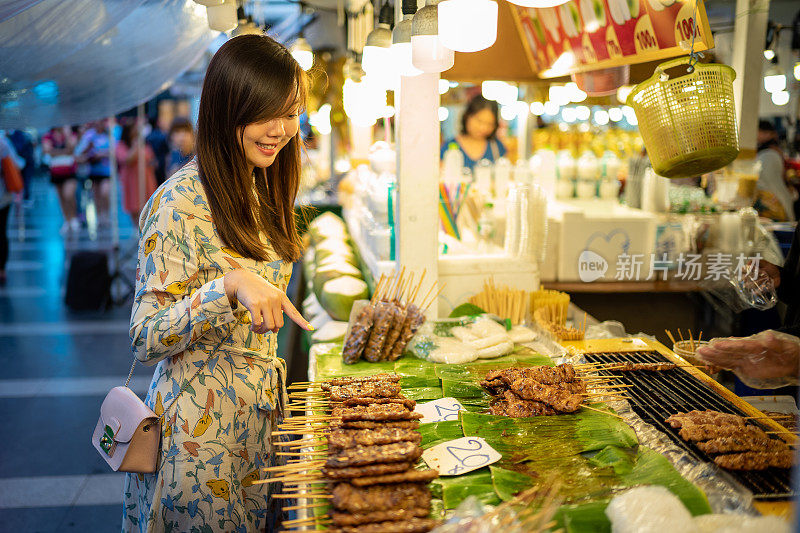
[
  {"left": 122, "top": 34, "right": 312, "bottom": 532},
  {"left": 441, "top": 94, "right": 506, "bottom": 171}
]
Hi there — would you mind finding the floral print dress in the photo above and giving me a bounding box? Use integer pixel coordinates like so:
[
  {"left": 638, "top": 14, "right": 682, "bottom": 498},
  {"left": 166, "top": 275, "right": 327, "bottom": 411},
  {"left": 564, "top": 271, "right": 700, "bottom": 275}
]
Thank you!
[{"left": 122, "top": 161, "right": 293, "bottom": 533}]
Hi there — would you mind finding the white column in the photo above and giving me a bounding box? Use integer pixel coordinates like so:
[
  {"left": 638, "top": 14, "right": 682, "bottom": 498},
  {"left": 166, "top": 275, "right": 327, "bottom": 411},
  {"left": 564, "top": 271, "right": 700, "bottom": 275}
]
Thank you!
[
  {"left": 395, "top": 72, "right": 440, "bottom": 317},
  {"left": 731, "top": 0, "right": 770, "bottom": 153}
]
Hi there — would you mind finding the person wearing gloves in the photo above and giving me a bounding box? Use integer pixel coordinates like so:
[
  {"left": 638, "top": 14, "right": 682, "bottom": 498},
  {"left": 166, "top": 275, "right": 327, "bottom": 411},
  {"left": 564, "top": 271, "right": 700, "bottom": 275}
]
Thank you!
[
  {"left": 696, "top": 222, "right": 800, "bottom": 388},
  {"left": 122, "top": 35, "right": 312, "bottom": 532}
]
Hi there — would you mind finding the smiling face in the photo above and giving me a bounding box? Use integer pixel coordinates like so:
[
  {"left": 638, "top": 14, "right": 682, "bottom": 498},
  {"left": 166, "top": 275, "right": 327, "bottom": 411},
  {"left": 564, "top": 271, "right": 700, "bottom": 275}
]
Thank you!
[{"left": 239, "top": 108, "right": 300, "bottom": 170}]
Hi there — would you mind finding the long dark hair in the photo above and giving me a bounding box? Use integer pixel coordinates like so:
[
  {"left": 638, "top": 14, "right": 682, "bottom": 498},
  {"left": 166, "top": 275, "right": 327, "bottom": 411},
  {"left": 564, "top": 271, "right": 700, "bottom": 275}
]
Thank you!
[
  {"left": 196, "top": 34, "right": 306, "bottom": 263},
  {"left": 460, "top": 95, "right": 499, "bottom": 140}
]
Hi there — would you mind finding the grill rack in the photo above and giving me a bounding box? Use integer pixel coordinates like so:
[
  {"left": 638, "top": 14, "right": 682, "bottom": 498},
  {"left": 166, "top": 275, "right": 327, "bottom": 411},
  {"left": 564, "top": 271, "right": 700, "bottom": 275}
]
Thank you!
[{"left": 583, "top": 350, "right": 795, "bottom": 499}]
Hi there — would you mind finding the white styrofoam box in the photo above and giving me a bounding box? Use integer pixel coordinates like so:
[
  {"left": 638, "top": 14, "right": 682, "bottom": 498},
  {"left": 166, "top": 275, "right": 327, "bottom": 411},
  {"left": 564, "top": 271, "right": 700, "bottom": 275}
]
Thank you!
[
  {"left": 437, "top": 255, "right": 539, "bottom": 316},
  {"left": 552, "top": 200, "right": 656, "bottom": 282}
]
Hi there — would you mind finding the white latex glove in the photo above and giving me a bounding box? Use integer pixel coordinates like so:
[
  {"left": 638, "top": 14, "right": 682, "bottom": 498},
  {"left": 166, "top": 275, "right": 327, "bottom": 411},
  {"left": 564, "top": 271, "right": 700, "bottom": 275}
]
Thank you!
[{"left": 695, "top": 330, "right": 800, "bottom": 388}]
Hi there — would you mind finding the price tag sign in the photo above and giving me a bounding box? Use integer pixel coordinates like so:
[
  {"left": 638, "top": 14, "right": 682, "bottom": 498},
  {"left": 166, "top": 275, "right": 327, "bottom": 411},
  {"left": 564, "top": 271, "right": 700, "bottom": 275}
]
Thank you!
[
  {"left": 422, "top": 437, "right": 501, "bottom": 476},
  {"left": 415, "top": 397, "right": 466, "bottom": 424}
]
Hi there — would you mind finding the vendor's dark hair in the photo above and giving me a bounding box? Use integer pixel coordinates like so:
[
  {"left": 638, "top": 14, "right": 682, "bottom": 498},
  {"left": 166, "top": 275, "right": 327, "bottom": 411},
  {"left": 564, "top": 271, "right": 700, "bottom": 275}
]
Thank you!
[
  {"left": 460, "top": 95, "right": 500, "bottom": 139},
  {"left": 196, "top": 34, "right": 306, "bottom": 263},
  {"left": 169, "top": 117, "right": 194, "bottom": 137}
]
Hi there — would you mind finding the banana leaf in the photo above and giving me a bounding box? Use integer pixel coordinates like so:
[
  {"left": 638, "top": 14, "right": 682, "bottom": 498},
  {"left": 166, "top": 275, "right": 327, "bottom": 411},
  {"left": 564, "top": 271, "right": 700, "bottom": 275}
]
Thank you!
[
  {"left": 490, "top": 465, "right": 536, "bottom": 502},
  {"left": 553, "top": 500, "right": 612, "bottom": 533},
  {"left": 440, "top": 379, "right": 485, "bottom": 399},
  {"left": 403, "top": 386, "right": 444, "bottom": 401},
  {"left": 431, "top": 470, "right": 502, "bottom": 509},
  {"left": 417, "top": 420, "right": 465, "bottom": 448},
  {"left": 434, "top": 354, "right": 553, "bottom": 382}
]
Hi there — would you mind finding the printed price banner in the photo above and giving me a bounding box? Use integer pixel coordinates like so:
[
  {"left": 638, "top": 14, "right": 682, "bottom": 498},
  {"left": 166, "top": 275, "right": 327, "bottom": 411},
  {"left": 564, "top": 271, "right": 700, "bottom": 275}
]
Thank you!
[
  {"left": 510, "top": 0, "right": 713, "bottom": 77},
  {"left": 422, "top": 437, "right": 502, "bottom": 476},
  {"left": 414, "top": 397, "right": 466, "bottom": 424}
]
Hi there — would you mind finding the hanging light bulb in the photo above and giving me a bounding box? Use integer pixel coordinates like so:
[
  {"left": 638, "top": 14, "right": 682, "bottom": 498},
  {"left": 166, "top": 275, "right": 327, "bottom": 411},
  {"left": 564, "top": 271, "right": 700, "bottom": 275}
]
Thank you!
[
  {"left": 794, "top": 63, "right": 800, "bottom": 81},
  {"left": 608, "top": 107, "right": 623, "bottom": 122},
  {"left": 193, "top": 0, "right": 224, "bottom": 6},
  {"left": 482, "top": 80, "right": 506, "bottom": 101},
  {"left": 763, "top": 65, "right": 786, "bottom": 94},
  {"left": 363, "top": 2, "right": 395, "bottom": 88},
  {"left": 530, "top": 101, "right": 545, "bottom": 115},
  {"left": 411, "top": 0, "right": 455, "bottom": 73},
  {"left": 771, "top": 90, "right": 790, "bottom": 106},
  {"left": 291, "top": 36, "right": 314, "bottom": 71},
  {"left": 616, "top": 85, "right": 633, "bottom": 104},
  {"left": 392, "top": 0, "right": 423, "bottom": 78},
  {"left": 505, "top": 0, "right": 568, "bottom": 7},
  {"left": 206, "top": 0, "right": 237, "bottom": 32},
  {"left": 437, "top": 0, "right": 497, "bottom": 53}
]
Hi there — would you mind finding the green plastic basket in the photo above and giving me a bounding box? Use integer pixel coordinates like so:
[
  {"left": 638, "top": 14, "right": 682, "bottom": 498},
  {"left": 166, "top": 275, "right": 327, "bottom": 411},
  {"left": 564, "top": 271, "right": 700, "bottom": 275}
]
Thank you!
[{"left": 627, "top": 58, "right": 739, "bottom": 179}]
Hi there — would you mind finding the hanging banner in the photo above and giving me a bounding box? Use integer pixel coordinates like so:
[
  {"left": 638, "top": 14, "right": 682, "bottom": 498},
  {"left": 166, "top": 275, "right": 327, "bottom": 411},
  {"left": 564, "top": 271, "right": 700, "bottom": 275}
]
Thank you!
[{"left": 509, "top": 0, "right": 713, "bottom": 78}]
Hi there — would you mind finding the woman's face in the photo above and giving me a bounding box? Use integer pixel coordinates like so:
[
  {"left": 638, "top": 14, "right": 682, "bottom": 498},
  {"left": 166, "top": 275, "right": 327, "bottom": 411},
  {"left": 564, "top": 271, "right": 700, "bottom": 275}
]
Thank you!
[
  {"left": 465, "top": 108, "right": 496, "bottom": 140},
  {"left": 240, "top": 107, "right": 300, "bottom": 169}
]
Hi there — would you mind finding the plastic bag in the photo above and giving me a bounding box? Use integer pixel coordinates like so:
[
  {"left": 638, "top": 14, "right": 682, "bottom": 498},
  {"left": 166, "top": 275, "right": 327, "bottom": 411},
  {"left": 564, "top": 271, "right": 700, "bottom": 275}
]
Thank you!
[
  {"left": 695, "top": 330, "right": 800, "bottom": 389},
  {"left": 729, "top": 264, "right": 777, "bottom": 310},
  {"left": 605, "top": 486, "right": 695, "bottom": 533},
  {"left": 409, "top": 315, "right": 513, "bottom": 362}
]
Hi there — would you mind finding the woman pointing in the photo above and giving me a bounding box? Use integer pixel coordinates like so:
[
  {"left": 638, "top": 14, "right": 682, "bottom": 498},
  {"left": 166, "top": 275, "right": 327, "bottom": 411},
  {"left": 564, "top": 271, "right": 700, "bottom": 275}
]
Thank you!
[{"left": 123, "top": 35, "right": 312, "bottom": 532}]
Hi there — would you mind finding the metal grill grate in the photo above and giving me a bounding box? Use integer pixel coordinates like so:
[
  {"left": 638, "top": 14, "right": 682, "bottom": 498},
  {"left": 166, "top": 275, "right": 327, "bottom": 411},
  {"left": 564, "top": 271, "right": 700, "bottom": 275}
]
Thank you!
[{"left": 583, "top": 350, "right": 794, "bottom": 499}]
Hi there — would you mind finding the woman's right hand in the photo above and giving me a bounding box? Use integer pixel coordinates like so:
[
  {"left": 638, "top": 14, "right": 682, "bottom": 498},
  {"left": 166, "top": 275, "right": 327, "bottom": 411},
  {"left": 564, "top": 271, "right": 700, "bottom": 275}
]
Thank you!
[{"left": 223, "top": 269, "right": 312, "bottom": 334}]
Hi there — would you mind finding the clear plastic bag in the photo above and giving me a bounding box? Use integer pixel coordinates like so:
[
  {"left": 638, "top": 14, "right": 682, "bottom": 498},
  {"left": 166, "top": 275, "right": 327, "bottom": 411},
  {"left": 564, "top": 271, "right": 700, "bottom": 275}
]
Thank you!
[
  {"left": 695, "top": 330, "right": 800, "bottom": 389},
  {"left": 729, "top": 265, "right": 777, "bottom": 310}
]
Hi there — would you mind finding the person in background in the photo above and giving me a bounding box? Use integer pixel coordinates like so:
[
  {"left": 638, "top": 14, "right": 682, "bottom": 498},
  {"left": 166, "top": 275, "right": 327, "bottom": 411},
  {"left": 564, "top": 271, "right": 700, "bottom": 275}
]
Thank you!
[
  {"left": 146, "top": 116, "right": 170, "bottom": 186},
  {"left": 755, "top": 120, "right": 795, "bottom": 222},
  {"left": 7, "top": 129, "right": 35, "bottom": 204},
  {"left": 166, "top": 117, "right": 195, "bottom": 177},
  {"left": 440, "top": 95, "right": 506, "bottom": 171},
  {"left": 42, "top": 126, "right": 79, "bottom": 235},
  {"left": 0, "top": 135, "right": 20, "bottom": 285},
  {"left": 116, "top": 120, "right": 157, "bottom": 226},
  {"left": 75, "top": 120, "right": 112, "bottom": 226}
]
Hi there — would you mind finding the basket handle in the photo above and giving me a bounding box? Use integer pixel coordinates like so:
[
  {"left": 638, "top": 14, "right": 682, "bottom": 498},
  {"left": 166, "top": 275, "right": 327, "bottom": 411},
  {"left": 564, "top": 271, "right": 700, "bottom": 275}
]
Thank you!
[{"left": 654, "top": 58, "right": 696, "bottom": 82}]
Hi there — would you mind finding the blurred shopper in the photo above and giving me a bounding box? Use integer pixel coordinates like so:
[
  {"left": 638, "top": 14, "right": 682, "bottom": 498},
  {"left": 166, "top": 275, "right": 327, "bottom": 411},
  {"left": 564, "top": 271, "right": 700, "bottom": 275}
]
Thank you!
[
  {"left": 122, "top": 35, "right": 312, "bottom": 532},
  {"left": 7, "top": 129, "right": 35, "bottom": 203},
  {"left": 116, "top": 120, "right": 157, "bottom": 226},
  {"left": 145, "top": 117, "right": 169, "bottom": 186},
  {"left": 756, "top": 120, "right": 795, "bottom": 221},
  {"left": 0, "top": 135, "right": 20, "bottom": 285},
  {"left": 75, "top": 120, "right": 111, "bottom": 226},
  {"left": 440, "top": 95, "right": 506, "bottom": 171},
  {"left": 166, "top": 117, "right": 195, "bottom": 177},
  {"left": 42, "top": 126, "right": 80, "bottom": 235}
]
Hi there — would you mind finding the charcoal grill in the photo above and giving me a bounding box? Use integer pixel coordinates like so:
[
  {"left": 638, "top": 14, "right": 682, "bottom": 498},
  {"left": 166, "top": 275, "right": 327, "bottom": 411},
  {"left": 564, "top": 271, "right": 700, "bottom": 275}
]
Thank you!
[{"left": 583, "top": 349, "right": 795, "bottom": 499}]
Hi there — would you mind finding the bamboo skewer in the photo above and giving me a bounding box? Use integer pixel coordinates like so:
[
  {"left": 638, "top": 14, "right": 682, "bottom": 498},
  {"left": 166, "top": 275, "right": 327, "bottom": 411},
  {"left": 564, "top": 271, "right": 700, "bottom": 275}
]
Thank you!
[{"left": 581, "top": 404, "right": 624, "bottom": 419}]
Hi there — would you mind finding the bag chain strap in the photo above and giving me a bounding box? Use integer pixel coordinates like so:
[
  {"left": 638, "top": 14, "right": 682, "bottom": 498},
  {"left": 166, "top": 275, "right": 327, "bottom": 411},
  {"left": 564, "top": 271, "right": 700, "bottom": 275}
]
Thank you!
[{"left": 124, "top": 319, "right": 241, "bottom": 423}]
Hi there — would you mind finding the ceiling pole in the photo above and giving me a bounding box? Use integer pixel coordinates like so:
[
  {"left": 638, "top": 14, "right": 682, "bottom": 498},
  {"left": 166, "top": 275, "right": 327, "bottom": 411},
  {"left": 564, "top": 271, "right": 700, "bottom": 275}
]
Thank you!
[{"left": 731, "top": 0, "right": 770, "bottom": 155}]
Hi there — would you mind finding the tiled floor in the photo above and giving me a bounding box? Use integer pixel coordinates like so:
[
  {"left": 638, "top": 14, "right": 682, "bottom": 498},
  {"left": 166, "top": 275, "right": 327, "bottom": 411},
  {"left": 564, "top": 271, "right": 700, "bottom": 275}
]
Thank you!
[
  {"left": 0, "top": 176, "right": 303, "bottom": 531},
  {"left": 0, "top": 176, "right": 148, "bottom": 531}
]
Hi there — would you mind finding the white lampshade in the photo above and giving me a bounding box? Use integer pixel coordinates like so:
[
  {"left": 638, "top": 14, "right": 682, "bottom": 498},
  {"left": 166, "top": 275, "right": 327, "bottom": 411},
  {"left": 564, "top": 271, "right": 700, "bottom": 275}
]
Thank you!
[
  {"left": 411, "top": 2, "right": 455, "bottom": 73},
  {"left": 363, "top": 23, "right": 396, "bottom": 89},
  {"left": 291, "top": 37, "right": 314, "bottom": 71},
  {"left": 411, "top": 35, "right": 454, "bottom": 73},
  {"left": 206, "top": 0, "right": 237, "bottom": 32},
  {"left": 506, "top": 0, "right": 568, "bottom": 6},
  {"left": 437, "top": 0, "right": 498, "bottom": 53}
]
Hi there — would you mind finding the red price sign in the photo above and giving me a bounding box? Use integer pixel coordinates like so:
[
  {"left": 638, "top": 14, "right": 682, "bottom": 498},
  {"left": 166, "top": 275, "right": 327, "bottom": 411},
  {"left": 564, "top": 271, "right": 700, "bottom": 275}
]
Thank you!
[
  {"left": 673, "top": 1, "right": 703, "bottom": 48},
  {"left": 634, "top": 15, "right": 659, "bottom": 53}
]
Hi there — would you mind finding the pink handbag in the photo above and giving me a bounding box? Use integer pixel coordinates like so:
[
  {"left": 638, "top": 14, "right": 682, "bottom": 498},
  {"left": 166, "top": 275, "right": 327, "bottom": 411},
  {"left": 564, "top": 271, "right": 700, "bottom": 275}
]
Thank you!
[
  {"left": 92, "top": 323, "right": 238, "bottom": 473},
  {"left": 92, "top": 386, "right": 161, "bottom": 473}
]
